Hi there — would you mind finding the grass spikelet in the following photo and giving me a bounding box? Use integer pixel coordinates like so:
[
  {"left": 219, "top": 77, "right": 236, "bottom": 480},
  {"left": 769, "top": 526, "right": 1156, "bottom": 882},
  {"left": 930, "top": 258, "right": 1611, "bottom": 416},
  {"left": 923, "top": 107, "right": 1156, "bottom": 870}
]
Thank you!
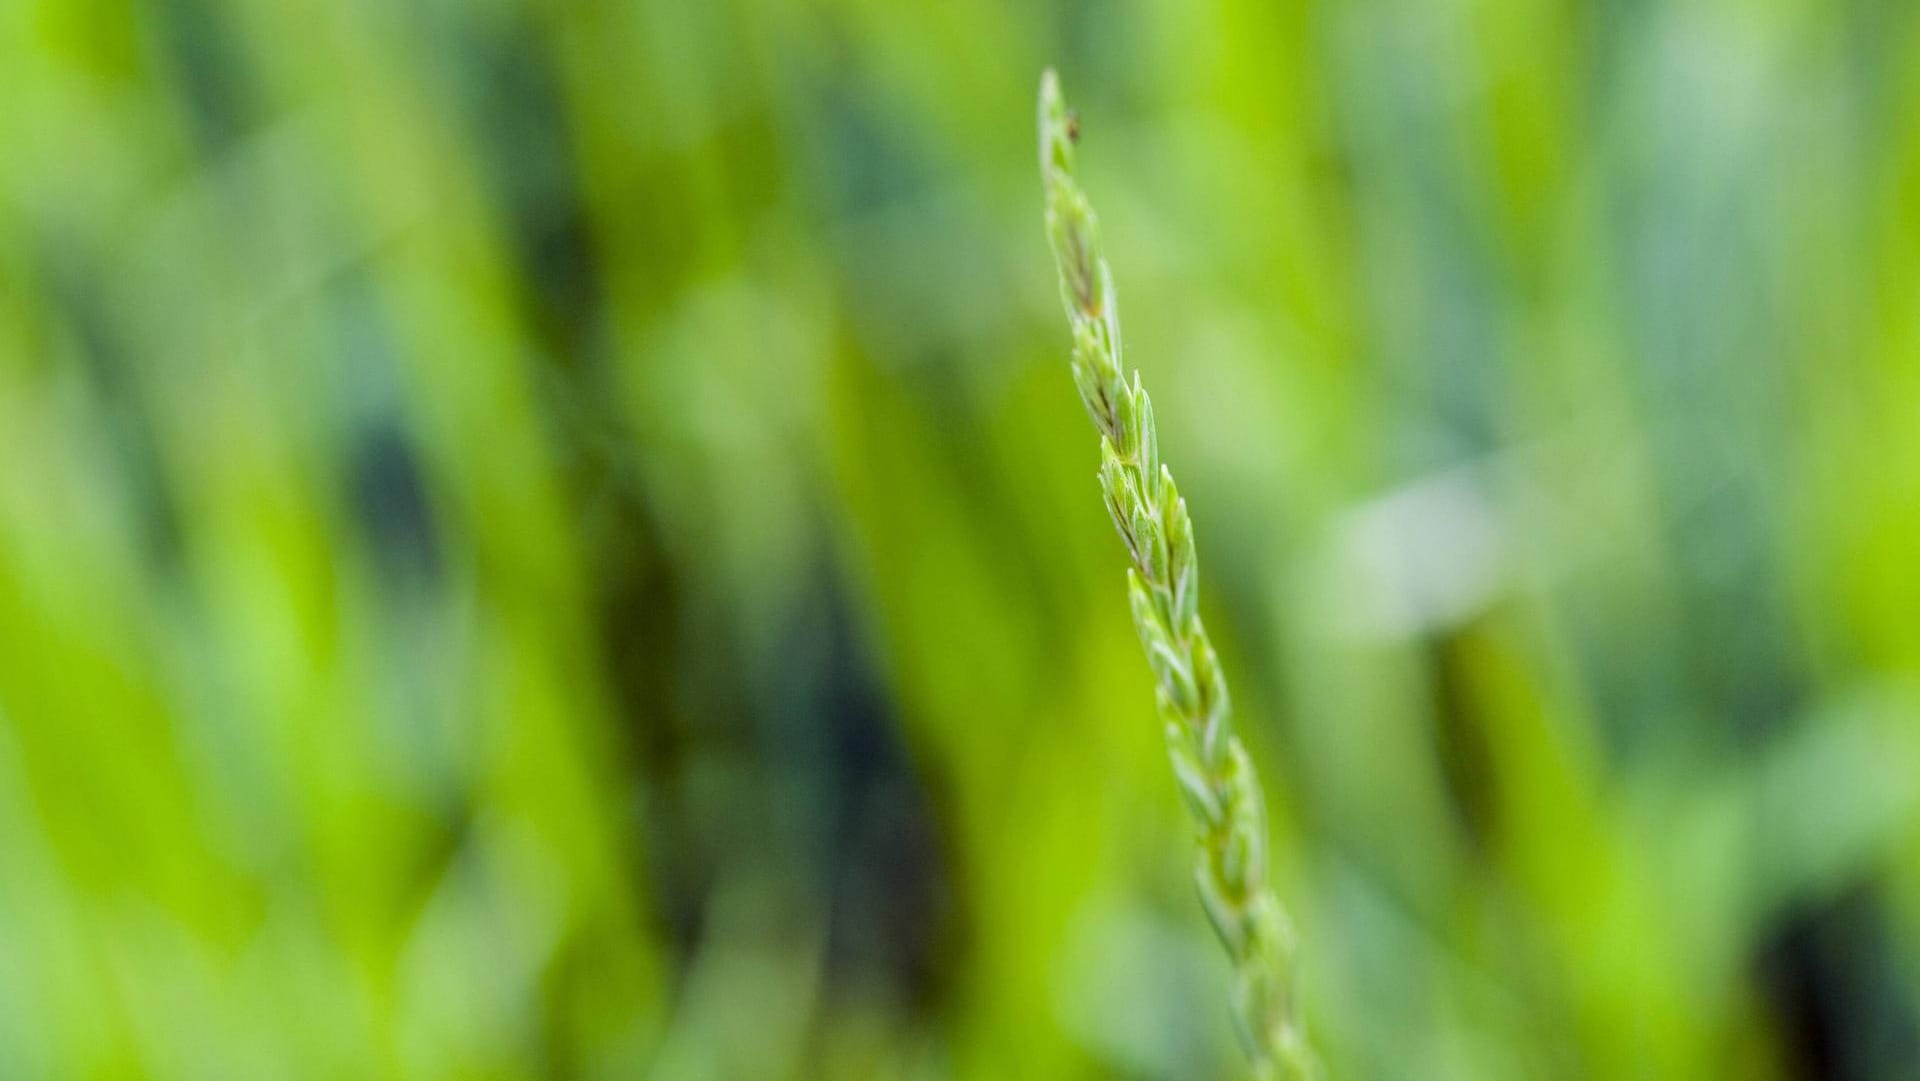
[{"left": 1036, "top": 69, "right": 1319, "bottom": 1081}]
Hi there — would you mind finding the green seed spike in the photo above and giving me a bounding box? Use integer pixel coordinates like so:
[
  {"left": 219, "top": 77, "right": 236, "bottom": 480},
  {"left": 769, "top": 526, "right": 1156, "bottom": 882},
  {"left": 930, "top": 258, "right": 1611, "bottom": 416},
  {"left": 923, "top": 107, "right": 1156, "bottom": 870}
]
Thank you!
[{"left": 1037, "top": 68, "right": 1319, "bottom": 1081}]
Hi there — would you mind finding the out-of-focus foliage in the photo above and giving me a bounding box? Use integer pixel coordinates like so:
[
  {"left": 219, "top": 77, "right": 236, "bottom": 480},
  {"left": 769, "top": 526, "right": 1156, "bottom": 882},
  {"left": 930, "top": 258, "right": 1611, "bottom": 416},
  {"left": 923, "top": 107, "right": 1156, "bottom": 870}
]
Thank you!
[{"left": 4, "top": 2, "right": 1920, "bottom": 1079}]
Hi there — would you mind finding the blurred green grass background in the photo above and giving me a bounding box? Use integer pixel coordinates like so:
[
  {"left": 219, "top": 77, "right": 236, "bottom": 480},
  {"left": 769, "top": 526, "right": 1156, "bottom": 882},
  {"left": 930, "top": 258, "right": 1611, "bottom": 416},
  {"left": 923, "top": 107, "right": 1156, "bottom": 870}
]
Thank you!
[{"left": 5, "top": 1, "right": 1920, "bottom": 1078}]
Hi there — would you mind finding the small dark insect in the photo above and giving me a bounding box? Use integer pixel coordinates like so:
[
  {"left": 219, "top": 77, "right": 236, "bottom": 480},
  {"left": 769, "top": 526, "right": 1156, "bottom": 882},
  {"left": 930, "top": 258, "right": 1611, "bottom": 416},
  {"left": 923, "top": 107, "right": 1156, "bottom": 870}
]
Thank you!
[{"left": 1065, "top": 110, "right": 1080, "bottom": 143}]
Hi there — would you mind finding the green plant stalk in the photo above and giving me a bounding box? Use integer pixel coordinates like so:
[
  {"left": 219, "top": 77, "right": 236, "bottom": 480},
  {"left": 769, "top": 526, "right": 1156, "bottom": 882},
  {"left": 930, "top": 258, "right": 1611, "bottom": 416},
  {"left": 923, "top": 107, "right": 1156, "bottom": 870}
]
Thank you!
[{"left": 1037, "top": 70, "right": 1317, "bottom": 1081}]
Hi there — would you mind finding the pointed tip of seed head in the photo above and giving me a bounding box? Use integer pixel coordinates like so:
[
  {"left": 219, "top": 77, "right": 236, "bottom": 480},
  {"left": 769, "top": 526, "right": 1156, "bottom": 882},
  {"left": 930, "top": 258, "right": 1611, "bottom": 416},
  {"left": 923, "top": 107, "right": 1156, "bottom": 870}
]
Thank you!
[
  {"left": 1039, "top": 69, "right": 1075, "bottom": 175},
  {"left": 1039, "top": 70, "right": 1069, "bottom": 130}
]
